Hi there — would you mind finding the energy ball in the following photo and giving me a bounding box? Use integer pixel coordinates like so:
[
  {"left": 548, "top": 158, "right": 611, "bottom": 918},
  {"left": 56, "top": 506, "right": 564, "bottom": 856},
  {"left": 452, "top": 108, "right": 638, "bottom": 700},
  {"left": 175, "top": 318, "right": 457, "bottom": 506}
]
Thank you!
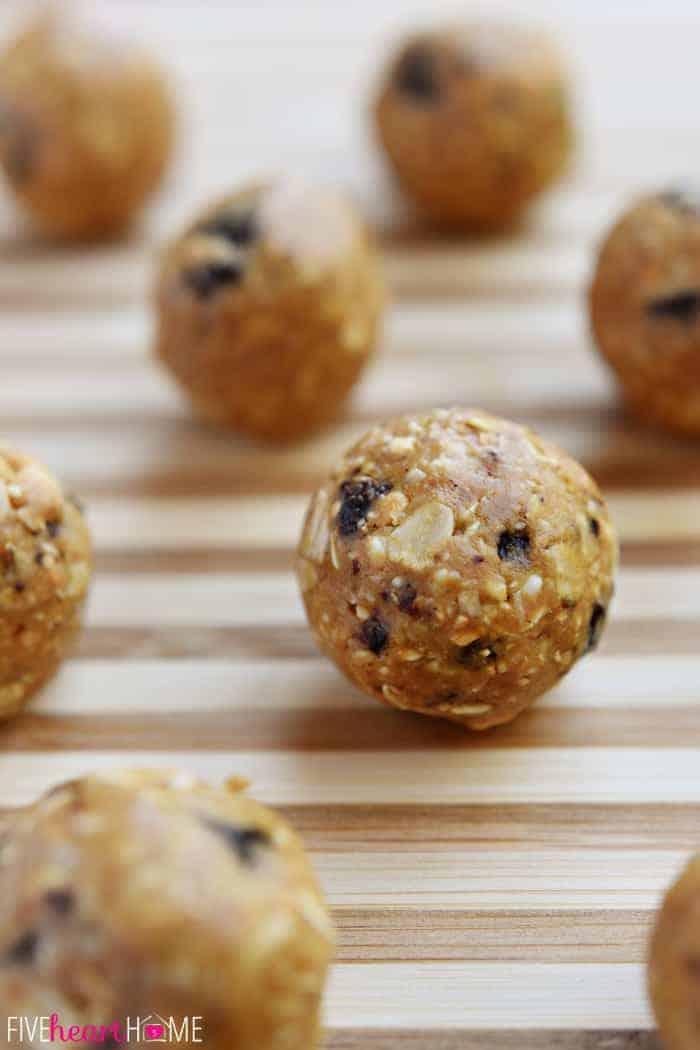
[
  {"left": 649, "top": 854, "right": 700, "bottom": 1050},
  {"left": 0, "top": 446, "right": 91, "bottom": 719},
  {"left": 374, "top": 23, "right": 573, "bottom": 229},
  {"left": 296, "top": 408, "right": 617, "bottom": 730},
  {"left": 0, "top": 12, "right": 175, "bottom": 240},
  {"left": 0, "top": 769, "right": 335, "bottom": 1050},
  {"left": 590, "top": 189, "right": 700, "bottom": 436},
  {"left": 154, "top": 176, "right": 385, "bottom": 443}
]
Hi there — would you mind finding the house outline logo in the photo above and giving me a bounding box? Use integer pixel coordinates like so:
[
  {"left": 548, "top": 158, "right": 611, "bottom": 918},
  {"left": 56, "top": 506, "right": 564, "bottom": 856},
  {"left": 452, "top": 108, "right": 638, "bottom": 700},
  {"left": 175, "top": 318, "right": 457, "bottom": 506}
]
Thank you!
[{"left": 140, "top": 1015, "right": 169, "bottom": 1043}]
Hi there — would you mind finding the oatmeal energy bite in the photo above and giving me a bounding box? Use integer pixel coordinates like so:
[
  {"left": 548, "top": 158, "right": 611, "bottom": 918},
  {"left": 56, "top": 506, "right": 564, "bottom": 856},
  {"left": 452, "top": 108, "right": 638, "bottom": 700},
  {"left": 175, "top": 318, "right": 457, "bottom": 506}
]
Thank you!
[
  {"left": 0, "top": 11, "right": 175, "bottom": 239},
  {"left": 0, "top": 770, "right": 335, "bottom": 1050},
  {"left": 590, "top": 188, "right": 700, "bottom": 435},
  {"left": 297, "top": 409, "right": 617, "bottom": 730},
  {"left": 649, "top": 854, "right": 700, "bottom": 1050},
  {"left": 374, "top": 23, "right": 573, "bottom": 229},
  {"left": 155, "top": 176, "right": 385, "bottom": 443},
  {"left": 0, "top": 445, "right": 91, "bottom": 719}
]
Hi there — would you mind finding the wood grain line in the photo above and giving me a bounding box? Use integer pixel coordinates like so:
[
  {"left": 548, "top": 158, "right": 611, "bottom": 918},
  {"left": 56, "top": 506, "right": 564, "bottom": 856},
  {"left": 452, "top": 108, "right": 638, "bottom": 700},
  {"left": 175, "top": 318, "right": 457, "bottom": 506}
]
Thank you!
[
  {"left": 325, "top": 1031, "right": 659, "bottom": 1050},
  {"left": 2, "top": 707, "right": 699, "bottom": 752},
  {"left": 0, "top": 750, "right": 698, "bottom": 806},
  {"left": 280, "top": 803, "right": 700, "bottom": 852},
  {"left": 333, "top": 910, "right": 651, "bottom": 963}
]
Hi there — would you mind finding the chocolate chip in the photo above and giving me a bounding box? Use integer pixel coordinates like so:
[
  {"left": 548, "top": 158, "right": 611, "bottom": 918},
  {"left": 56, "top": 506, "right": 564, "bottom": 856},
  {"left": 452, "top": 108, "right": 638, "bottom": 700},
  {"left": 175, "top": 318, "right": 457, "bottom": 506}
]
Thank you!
[
  {"left": 395, "top": 44, "right": 440, "bottom": 102},
  {"left": 589, "top": 518, "right": 600, "bottom": 537},
  {"left": 587, "top": 603, "right": 607, "bottom": 653},
  {"left": 455, "top": 639, "right": 498, "bottom": 669},
  {"left": 200, "top": 209, "right": 258, "bottom": 247},
  {"left": 396, "top": 581, "right": 417, "bottom": 613},
  {"left": 659, "top": 188, "right": 700, "bottom": 217},
  {"left": 351, "top": 558, "right": 361, "bottom": 576},
  {"left": 497, "top": 529, "right": 531, "bottom": 565},
  {"left": 46, "top": 520, "right": 60, "bottom": 538},
  {"left": 13, "top": 581, "right": 24, "bottom": 593},
  {"left": 5, "top": 930, "right": 39, "bottom": 965},
  {"left": 204, "top": 819, "right": 270, "bottom": 866},
  {"left": 44, "top": 889, "right": 74, "bottom": 916},
  {"left": 360, "top": 616, "right": 389, "bottom": 654},
  {"left": 337, "top": 478, "right": 393, "bottom": 536},
  {"left": 183, "top": 260, "right": 243, "bottom": 299},
  {"left": 647, "top": 290, "right": 700, "bottom": 323}
]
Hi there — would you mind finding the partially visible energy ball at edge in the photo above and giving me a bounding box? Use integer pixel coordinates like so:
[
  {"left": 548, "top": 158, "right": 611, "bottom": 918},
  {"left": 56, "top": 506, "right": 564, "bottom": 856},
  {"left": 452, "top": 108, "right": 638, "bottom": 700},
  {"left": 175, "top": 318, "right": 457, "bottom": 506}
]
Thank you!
[
  {"left": 0, "top": 11, "right": 175, "bottom": 240},
  {"left": 590, "top": 188, "right": 700, "bottom": 436},
  {"left": 0, "top": 445, "right": 91, "bottom": 719},
  {"left": 0, "top": 769, "right": 335, "bottom": 1050},
  {"left": 296, "top": 409, "right": 617, "bottom": 730},
  {"left": 373, "top": 23, "right": 573, "bottom": 229},
  {"left": 154, "top": 177, "right": 386, "bottom": 443},
  {"left": 649, "top": 854, "right": 700, "bottom": 1050}
]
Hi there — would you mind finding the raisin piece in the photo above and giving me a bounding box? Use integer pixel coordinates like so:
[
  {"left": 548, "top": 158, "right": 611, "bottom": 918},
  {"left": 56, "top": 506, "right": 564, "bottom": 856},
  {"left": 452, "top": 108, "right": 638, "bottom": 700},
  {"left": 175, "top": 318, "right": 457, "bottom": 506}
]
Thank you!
[
  {"left": 201, "top": 209, "right": 258, "bottom": 247},
  {"left": 396, "top": 581, "right": 417, "bottom": 612},
  {"left": 647, "top": 290, "right": 700, "bottom": 323},
  {"left": 497, "top": 529, "right": 531, "bottom": 565},
  {"left": 586, "top": 603, "right": 607, "bottom": 653},
  {"left": 395, "top": 45, "right": 440, "bottom": 102},
  {"left": 336, "top": 478, "right": 392, "bottom": 536},
  {"left": 34, "top": 551, "right": 45, "bottom": 566},
  {"left": 5, "top": 930, "right": 39, "bottom": 965},
  {"left": 46, "top": 520, "right": 60, "bottom": 538},
  {"left": 44, "top": 889, "right": 74, "bottom": 916},
  {"left": 0, "top": 109, "right": 37, "bottom": 185},
  {"left": 589, "top": 517, "right": 600, "bottom": 537},
  {"left": 351, "top": 558, "right": 361, "bottom": 576},
  {"left": 204, "top": 819, "right": 270, "bottom": 866},
  {"left": 659, "top": 188, "right": 700, "bottom": 217},
  {"left": 13, "top": 582, "right": 24, "bottom": 593},
  {"left": 183, "top": 260, "right": 243, "bottom": 299},
  {"left": 360, "top": 616, "right": 389, "bottom": 654},
  {"left": 455, "top": 639, "right": 497, "bottom": 668}
]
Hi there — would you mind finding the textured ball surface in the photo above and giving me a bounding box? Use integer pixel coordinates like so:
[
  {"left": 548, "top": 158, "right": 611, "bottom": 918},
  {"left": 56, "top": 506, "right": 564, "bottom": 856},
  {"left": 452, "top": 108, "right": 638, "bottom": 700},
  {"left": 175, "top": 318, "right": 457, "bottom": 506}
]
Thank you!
[
  {"left": 0, "top": 769, "right": 335, "bottom": 1050},
  {"left": 649, "top": 854, "right": 700, "bottom": 1050},
  {"left": 155, "top": 177, "right": 385, "bottom": 443},
  {"left": 0, "top": 445, "right": 91, "bottom": 719},
  {"left": 296, "top": 409, "right": 617, "bottom": 730},
  {"left": 590, "top": 189, "right": 700, "bottom": 435},
  {"left": 374, "top": 23, "right": 573, "bottom": 229},
  {"left": 0, "top": 12, "right": 175, "bottom": 239}
]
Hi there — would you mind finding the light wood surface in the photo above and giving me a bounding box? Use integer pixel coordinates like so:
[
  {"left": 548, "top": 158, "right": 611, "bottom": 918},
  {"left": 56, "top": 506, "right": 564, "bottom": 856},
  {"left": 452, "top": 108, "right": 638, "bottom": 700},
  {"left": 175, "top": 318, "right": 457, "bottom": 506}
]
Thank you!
[{"left": 2, "top": 1, "right": 699, "bottom": 1046}]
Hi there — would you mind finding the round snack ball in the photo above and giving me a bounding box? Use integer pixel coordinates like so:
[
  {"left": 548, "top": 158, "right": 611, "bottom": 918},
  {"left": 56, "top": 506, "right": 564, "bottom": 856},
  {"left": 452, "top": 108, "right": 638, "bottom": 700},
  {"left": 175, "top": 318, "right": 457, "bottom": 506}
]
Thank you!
[
  {"left": 0, "top": 11, "right": 175, "bottom": 240},
  {"left": 154, "top": 176, "right": 385, "bottom": 443},
  {"left": 590, "top": 188, "right": 700, "bottom": 436},
  {"left": 296, "top": 409, "right": 617, "bottom": 730},
  {"left": 649, "top": 854, "right": 700, "bottom": 1050},
  {"left": 0, "top": 769, "right": 335, "bottom": 1050},
  {"left": 374, "top": 23, "right": 573, "bottom": 229},
  {"left": 0, "top": 446, "right": 91, "bottom": 719}
]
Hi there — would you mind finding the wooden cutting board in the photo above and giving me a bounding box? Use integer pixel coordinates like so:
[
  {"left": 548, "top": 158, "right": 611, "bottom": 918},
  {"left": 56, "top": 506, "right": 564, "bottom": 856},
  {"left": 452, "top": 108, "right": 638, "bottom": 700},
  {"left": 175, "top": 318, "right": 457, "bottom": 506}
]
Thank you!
[{"left": 1, "top": 1, "right": 699, "bottom": 1046}]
